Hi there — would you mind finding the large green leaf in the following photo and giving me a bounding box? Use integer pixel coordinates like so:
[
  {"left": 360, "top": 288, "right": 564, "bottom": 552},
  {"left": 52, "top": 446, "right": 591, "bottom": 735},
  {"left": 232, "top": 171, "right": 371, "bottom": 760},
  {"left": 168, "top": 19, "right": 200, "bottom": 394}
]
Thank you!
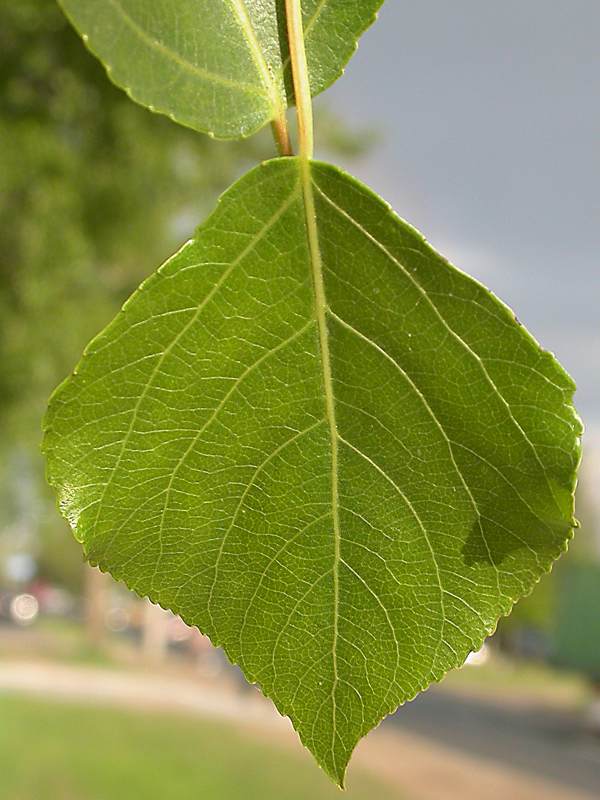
[
  {"left": 58, "top": 0, "right": 383, "bottom": 139},
  {"left": 43, "top": 157, "right": 581, "bottom": 784}
]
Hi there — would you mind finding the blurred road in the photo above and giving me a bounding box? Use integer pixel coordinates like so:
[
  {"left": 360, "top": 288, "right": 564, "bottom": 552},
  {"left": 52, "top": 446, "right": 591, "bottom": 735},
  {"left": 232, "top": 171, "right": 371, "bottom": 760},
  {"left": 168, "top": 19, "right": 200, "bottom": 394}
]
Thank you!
[{"left": 389, "top": 687, "right": 600, "bottom": 797}]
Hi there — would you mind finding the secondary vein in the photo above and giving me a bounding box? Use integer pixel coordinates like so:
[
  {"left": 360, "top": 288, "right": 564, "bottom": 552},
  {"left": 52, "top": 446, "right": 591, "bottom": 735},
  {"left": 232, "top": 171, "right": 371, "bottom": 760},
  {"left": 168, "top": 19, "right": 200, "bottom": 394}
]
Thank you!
[
  {"left": 228, "top": 0, "right": 284, "bottom": 113},
  {"left": 106, "top": 0, "right": 264, "bottom": 96}
]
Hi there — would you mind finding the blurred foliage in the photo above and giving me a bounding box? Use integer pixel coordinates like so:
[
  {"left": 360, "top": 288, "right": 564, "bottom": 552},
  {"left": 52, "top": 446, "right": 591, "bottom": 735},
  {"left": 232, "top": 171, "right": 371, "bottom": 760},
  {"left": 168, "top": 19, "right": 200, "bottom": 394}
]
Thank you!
[
  {"left": 0, "top": 0, "right": 271, "bottom": 443},
  {"left": 0, "top": 0, "right": 271, "bottom": 591},
  {"left": 0, "top": 0, "right": 367, "bottom": 593},
  {"left": 553, "top": 561, "right": 600, "bottom": 680}
]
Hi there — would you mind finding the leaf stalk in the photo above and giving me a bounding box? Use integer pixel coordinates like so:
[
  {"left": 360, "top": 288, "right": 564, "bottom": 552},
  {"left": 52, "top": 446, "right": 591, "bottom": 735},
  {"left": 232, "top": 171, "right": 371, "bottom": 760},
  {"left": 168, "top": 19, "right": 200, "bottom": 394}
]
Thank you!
[
  {"left": 285, "top": 0, "right": 314, "bottom": 160},
  {"left": 271, "top": 113, "right": 293, "bottom": 156}
]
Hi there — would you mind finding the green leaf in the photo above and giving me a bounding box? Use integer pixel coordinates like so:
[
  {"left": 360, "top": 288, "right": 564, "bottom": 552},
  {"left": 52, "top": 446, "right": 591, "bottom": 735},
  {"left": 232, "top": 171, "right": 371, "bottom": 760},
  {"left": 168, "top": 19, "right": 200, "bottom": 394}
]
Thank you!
[
  {"left": 43, "top": 157, "right": 581, "bottom": 784},
  {"left": 58, "top": 0, "right": 383, "bottom": 139}
]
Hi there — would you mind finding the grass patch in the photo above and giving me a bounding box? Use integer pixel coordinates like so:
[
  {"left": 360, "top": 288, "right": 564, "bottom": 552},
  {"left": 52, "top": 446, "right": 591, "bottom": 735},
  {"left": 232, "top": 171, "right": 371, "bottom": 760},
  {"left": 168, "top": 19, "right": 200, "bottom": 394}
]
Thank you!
[{"left": 0, "top": 693, "right": 397, "bottom": 799}]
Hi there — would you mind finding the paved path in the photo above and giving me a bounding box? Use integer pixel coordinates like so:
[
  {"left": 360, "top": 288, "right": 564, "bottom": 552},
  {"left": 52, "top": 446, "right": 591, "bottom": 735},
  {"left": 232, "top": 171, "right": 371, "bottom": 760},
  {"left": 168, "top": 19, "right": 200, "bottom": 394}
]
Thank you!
[
  {"left": 0, "top": 659, "right": 280, "bottom": 728},
  {"left": 389, "top": 686, "right": 600, "bottom": 798}
]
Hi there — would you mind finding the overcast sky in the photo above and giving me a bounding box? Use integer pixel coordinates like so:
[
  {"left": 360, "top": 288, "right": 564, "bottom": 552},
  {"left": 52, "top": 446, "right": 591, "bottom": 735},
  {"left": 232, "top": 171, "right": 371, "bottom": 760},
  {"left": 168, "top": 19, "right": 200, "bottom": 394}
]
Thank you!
[{"left": 318, "top": 0, "right": 599, "bottom": 436}]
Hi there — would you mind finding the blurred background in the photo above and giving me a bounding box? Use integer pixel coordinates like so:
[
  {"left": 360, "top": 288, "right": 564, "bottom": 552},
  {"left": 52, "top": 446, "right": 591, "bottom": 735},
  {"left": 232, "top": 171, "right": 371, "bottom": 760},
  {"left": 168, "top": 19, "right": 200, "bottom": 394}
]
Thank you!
[{"left": 1, "top": 1, "right": 599, "bottom": 798}]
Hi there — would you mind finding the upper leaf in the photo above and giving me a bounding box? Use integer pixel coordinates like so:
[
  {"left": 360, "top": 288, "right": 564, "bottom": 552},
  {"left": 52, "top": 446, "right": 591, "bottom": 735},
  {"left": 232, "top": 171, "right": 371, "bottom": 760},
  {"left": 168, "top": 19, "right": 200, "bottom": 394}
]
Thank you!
[
  {"left": 58, "top": 0, "right": 383, "bottom": 139},
  {"left": 43, "top": 158, "right": 581, "bottom": 784}
]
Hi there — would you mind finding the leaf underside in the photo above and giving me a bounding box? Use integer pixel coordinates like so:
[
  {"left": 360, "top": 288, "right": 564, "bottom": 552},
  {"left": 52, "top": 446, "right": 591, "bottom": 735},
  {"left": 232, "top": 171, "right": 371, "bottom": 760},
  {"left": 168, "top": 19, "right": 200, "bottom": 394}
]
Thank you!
[
  {"left": 43, "top": 158, "right": 581, "bottom": 784},
  {"left": 58, "top": 0, "right": 383, "bottom": 139}
]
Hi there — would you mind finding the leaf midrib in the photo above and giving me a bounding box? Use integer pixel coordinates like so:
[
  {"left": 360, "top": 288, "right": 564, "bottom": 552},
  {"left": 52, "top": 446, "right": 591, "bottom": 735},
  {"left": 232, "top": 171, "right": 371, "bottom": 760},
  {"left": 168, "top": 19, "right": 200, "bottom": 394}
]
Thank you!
[
  {"left": 300, "top": 157, "right": 342, "bottom": 769},
  {"left": 107, "top": 0, "right": 335, "bottom": 113}
]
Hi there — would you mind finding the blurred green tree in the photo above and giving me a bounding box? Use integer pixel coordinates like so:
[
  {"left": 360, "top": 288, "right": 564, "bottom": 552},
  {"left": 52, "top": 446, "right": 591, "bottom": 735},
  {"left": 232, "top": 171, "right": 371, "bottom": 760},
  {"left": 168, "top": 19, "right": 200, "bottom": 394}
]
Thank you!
[{"left": 0, "top": 0, "right": 273, "bottom": 591}]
